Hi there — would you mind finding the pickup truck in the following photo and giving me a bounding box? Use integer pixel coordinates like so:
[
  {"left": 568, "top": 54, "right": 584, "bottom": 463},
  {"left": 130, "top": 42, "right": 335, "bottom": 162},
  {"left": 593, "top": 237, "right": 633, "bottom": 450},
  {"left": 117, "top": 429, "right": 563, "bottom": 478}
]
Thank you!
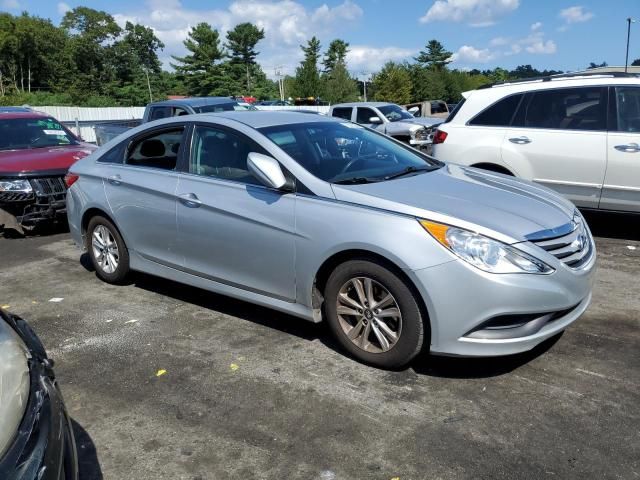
[
  {"left": 403, "top": 100, "right": 450, "bottom": 119},
  {"left": 94, "top": 97, "right": 253, "bottom": 146},
  {"left": 328, "top": 102, "right": 440, "bottom": 149}
]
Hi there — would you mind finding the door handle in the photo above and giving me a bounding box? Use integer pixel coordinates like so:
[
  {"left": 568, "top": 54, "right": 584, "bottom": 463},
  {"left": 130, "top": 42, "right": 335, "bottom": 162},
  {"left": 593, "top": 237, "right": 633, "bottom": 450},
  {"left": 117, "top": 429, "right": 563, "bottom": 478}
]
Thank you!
[
  {"left": 178, "top": 193, "right": 202, "bottom": 208},
  {"left": 107, "top": 174, "right": 122, "bottom": 185},
  {"left": 614, "top": 143, "right": 640, "bottom": 153},
  {"left": 509, "top": 136, "right": 532, "bottom": 145}
]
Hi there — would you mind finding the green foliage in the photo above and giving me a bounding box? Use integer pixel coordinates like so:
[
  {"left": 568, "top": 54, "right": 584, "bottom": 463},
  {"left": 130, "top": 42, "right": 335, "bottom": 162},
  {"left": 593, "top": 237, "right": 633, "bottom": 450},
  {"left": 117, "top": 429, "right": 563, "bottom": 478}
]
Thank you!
[
  {"left": 225, "top": 22, "right": 264, "bottom": 94},
  {"left": 293, "top": 36, "right": 322, "bottom": 98},
  {"left": 588, "top": 61, "right": 608, "bottom": 69},
  {"left": 323, "top": 39, "right": 349, "bottom": 73},
  {"left": 322, "top": 61, "right": 359, "bottom": 104},
  {"left": 371, "top": 62, "right": 412, "bottom": 105},
  {"left": 415, "top": 40, "right": 452, "bottom": 70},
  {"left": 632, "top": 59, "right": 640, "bottom": 67}
]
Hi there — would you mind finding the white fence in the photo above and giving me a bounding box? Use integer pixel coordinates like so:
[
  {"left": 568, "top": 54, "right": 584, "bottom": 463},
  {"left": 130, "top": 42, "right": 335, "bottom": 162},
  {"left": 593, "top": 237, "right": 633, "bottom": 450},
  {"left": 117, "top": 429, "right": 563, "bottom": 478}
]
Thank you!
[{"left": 34, "top": 105, "right": 330, "bottom": 143}]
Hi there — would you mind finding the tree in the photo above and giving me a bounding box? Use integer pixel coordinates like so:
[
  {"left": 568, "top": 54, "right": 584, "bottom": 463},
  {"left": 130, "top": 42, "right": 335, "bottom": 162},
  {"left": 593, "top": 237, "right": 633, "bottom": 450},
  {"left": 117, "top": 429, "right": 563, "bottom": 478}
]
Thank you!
[
  {"left": 372, "top": 61, "right": 412, "bottom": 104},
  {"left": 171, "top": 23, "right": 228, "bottom": 96},
  {"left": 225, "top": 22, "right": 264, "bottom": 94},
  {"left": 588, "top": 61, "right": 608, "bottom": 69},
  {"left": 632, "top": 59, "right": 640, "bottom": 66},
  {"left": 415, "top": 40, "right": 452, "bottom": 70},
  {"left": 322, "top": 61, "right": 358, "bottom": 104},
  {"left": 294, "top": 36, "right": 321, "bottom": 98},
  {"left": 323, "top": 39, "right": 349, "bottom": 73}
]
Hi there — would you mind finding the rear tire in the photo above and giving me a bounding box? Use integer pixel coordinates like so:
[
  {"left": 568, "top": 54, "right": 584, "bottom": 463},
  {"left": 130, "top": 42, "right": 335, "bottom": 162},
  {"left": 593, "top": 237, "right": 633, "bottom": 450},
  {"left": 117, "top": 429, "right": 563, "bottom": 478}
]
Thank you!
[
  {"left": 324, "top": 259, "right": 426, "bottom": 369},
  {"left": 86, "top": 216, "right": 130, "bottom": 284}
]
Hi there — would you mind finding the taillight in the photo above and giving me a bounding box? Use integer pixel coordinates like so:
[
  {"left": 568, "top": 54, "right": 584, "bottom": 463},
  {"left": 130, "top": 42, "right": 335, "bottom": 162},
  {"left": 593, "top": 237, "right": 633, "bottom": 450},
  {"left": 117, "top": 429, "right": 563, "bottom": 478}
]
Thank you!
[
  {"left": 432, "top": 129, "right": 448, "bottom": 145},
  {"left": 64, "top": 173, "right": 79, "bottom": 188}
]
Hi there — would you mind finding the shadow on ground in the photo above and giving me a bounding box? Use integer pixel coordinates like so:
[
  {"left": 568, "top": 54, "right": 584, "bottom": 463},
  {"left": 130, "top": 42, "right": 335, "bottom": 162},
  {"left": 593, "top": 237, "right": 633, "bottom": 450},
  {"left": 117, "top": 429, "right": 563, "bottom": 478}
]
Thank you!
[
  {"left": 581, "top": 210, "right": 640, "bottom": 241},
  {"left": 72, "top": 419, "right": 103, "bottom": 480}
]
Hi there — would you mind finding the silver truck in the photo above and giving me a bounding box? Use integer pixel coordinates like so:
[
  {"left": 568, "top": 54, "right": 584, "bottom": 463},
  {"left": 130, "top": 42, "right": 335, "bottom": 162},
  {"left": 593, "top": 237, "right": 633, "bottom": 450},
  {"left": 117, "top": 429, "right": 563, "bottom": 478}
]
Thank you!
[
  {"left": 94, "top": 97, "right": 254, "bottom": 146},
  {"left": 404, "top": 100, "right": 450, "bottom": 119},
  {"left": 328, "top": 102, "right": 440, "bottom": 149}
]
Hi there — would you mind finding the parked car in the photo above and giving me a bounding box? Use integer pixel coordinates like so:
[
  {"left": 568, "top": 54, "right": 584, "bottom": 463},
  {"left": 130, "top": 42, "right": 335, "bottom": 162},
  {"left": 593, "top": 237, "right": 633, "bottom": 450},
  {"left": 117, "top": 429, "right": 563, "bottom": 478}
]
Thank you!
[
  {"left": 403, "top": 100, "right": 450, "bottom": 119},
  {"left": 431, "top": 72, "right": 640, "bottom": 213},
  {"left": 94, "top": 97, "right": 254, "bottom": 146},
  {"left": 0, "top": 111, "right": 96, "bottom": 235},
  {"left": 256, "top": 100, "right": 292, "bottom": 106},
  {"left": 0, "top": 106, "right": 33, "bottom": 113},
  {"left": 67, "top": 111, "right": 595, "bottom": 369},
  {"left": 0, "top": 309, "right": 78, "bottom": 479},
  {"left": 329, "top": 102, "right": 439, "bottom": 149}
]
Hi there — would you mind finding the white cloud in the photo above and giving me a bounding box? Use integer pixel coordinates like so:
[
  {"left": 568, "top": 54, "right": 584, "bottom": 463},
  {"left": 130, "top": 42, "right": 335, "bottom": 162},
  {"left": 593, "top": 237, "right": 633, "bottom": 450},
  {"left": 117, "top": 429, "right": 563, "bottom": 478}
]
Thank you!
[
  {"left": 531, "top": 21, "right": 542, "bottom": 31},
  {"left": 559, "top": 6, "right": 594, "bottom": 24},
  {"left": 346, "top": 46, "right": 415, "bottom": 73},
  {"left": 525, "top": 39, "right": 556, "bottom": 54},
  {"left": 113, "top": 0, "right": 364, "bottom": 76},
  {"left": 420, "top": 0, "right": 519, "bottom": 27},
  {"left": 2, "top": 0, "right": 20, "bottom": 9},
  {"left": 501, "top": 29, "right": 557, "bottom": 56},
  {"left": 451, "top": 45, "right": 497, "bottom": 64},
  {"left": 57, "top": 2, "right": 70, "bottom": 15}
]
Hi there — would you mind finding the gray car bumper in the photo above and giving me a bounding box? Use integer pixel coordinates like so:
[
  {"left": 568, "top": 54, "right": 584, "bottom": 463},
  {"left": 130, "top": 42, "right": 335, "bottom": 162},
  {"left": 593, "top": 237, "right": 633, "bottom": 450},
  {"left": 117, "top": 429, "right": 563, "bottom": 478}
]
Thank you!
[{"left": 408, "top": 253, "right": 596, "bottom": 357}]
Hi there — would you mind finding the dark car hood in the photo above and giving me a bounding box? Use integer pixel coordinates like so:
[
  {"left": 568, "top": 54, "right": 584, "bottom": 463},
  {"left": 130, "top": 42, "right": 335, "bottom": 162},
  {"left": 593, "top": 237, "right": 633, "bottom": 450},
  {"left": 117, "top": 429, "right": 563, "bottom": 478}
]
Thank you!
[
  {"left": 0, "top": 144, "right": 96, "bottom": 177},
  {"left": 331, "top": 164, "right": 576, "bottom": 243}
]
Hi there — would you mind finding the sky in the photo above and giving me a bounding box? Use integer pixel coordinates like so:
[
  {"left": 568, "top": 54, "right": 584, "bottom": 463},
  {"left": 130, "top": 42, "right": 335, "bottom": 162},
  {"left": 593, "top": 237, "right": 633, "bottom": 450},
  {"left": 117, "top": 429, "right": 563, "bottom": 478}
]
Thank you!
[{"left": 1, "top": 0, "right": 639, "bottom": 79}]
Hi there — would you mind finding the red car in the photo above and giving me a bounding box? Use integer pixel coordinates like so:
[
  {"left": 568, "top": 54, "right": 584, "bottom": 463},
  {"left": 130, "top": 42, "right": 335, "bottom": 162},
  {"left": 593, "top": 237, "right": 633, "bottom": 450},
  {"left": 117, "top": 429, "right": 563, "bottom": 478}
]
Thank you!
[{"left": 0, "top": 111, "right": 96, "bottom": 235}]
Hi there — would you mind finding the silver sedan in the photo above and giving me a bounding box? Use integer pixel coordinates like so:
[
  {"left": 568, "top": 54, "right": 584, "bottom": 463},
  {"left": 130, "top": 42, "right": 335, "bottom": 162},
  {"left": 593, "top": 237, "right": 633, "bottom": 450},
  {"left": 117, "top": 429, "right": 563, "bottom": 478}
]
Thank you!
[{"left": 66, "top": 112, "right": 596, "bottom": 368}]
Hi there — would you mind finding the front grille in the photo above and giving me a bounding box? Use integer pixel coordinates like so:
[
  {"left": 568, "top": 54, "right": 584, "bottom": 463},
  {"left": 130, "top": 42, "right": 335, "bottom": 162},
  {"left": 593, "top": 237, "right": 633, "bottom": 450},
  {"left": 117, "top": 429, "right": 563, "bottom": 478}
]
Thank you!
[
  {"left": 530, "top": 216, "right": 592, "bottom": 269},
  {"left": 30, "top": 177, "right": 66, "bottom": 197}
]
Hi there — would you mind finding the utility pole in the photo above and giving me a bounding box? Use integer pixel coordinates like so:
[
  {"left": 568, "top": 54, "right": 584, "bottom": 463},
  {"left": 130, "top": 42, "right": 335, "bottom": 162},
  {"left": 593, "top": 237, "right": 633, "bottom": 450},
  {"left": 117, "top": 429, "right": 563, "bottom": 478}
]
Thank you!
[
  {"left": 275, "top": 66, "right": 285, "bottom": 101},
  {"left": 144, "top": 68, "right": 153, "bottom": 103},
  {"left": 360, "top": 71, "right": 369, "bottom": 102},
  {"left": 625, "top": 18, "right": 636, "bottom": 73}
]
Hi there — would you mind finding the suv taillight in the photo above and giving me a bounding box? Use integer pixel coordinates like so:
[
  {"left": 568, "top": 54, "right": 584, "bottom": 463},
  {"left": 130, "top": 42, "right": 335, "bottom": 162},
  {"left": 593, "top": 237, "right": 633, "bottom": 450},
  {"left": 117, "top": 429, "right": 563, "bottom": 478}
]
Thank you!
[
  {"left": 64, "top": 173, "right": 79, "bottom": 188},
  {"left": 432, "top": 129, "right": 448, "bottom": 145}
]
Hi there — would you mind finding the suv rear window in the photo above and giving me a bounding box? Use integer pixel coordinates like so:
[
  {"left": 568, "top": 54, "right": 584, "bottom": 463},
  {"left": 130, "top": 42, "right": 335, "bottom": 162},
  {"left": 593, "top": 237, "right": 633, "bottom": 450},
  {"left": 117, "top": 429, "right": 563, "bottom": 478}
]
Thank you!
[
  {"left": 331, "top": 107, "right": 352, "bottom": 120},
  {"left": 469, "top": 94, "right": 522, "bottom": 127}
]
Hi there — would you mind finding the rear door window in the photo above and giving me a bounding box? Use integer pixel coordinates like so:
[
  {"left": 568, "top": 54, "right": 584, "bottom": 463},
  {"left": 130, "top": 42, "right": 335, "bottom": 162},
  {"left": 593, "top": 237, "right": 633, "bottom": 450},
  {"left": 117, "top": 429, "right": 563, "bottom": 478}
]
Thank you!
[
  {"left": 126, "top": 128, "right": 184, "bottom": 170},
  {"left": 613, "top": 87, "right": 640, "bottom": 132},
  {"left": 469, "top": 94, "right": 523, "bottom": 127},
  {"left": 516, "top": 87, "right": 607, "bottom": 131},
  {"left": 331, "top": 107, "right": 352, "bottom": 120}
]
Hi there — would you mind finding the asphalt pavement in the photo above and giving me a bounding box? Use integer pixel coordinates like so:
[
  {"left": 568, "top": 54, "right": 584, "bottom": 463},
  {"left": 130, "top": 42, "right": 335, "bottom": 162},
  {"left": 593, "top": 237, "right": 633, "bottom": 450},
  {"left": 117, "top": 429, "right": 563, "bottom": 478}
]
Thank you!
[{"left": 0, "top": 211, "right": 638, "bottom": 480}]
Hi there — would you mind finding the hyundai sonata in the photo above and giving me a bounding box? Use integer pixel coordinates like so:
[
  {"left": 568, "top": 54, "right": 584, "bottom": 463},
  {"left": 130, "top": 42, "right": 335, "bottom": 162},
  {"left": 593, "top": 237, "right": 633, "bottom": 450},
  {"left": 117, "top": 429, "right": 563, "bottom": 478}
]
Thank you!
[{"left": 66, "top": 112, "right": 595, "bottom": 368}]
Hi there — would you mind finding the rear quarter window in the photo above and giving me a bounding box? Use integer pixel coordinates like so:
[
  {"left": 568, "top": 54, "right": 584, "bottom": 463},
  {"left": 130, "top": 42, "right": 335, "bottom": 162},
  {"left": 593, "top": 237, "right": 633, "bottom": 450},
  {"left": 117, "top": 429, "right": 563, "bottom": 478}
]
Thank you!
[{"left": 468, "top": 94, "right": 523, "bottom": 127}]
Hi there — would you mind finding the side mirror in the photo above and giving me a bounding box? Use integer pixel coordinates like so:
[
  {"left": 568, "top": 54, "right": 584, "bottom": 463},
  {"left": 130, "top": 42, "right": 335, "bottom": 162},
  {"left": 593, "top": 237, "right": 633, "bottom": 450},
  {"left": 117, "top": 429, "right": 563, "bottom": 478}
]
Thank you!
[
  {"left": 247, "top": 152, "right": 292, "bottom": 191},
  {"left": 369, "top": 116, "right": 382, "bottom": 124}
]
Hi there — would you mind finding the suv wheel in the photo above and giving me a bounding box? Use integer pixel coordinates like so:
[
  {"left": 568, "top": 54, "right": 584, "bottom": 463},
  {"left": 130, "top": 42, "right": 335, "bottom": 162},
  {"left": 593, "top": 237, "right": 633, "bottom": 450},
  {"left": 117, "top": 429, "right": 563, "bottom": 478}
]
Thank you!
[
  {"left": 86, "top": 216, "right": 130, "bottom": 284},
  {"left": 324, "top": 259, "right": 426, "bottom": 369}
]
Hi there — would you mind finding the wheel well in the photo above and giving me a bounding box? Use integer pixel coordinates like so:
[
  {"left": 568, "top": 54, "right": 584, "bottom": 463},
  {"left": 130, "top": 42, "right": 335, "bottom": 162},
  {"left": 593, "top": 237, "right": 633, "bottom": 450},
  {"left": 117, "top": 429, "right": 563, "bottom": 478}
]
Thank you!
[
  {"left": 313, "top": 249, "right": 431, "bottom": 329},
  {"left": 81, "top": 208, "right": 115, "bottom": 235},
  {"left": 470, "top": 163, "right": 514, "bottom": 176}
]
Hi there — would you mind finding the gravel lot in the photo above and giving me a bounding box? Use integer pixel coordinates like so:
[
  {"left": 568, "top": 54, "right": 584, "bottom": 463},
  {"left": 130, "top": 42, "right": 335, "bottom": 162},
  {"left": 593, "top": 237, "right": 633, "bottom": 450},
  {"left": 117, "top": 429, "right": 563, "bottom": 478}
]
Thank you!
[{"left": 0, "top": 211, "right": 638, "bottom": 480}]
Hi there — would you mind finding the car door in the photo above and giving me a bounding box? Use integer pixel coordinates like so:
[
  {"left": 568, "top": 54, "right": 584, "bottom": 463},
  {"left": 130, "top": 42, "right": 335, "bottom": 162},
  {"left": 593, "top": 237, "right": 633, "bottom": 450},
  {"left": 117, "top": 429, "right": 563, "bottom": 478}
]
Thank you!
[
  {"left": 175, "top": 123, "right": 297, "bottom": 301},
  {"left": 501, "top": 86, "right": 608, "bottom": 208},
  {"left": 355, "top": 106, "right": 383, "bottom": 131},
  {"left": 601, "top": 86, "right": 640, "bottom": 212},
  {"left": 102, "top": 126, "right": 185, "bottom": 268}
]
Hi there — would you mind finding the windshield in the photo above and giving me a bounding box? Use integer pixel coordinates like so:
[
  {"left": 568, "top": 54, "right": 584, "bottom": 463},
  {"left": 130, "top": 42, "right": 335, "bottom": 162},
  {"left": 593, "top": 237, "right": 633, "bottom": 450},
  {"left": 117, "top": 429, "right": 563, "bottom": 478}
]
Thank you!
[
  {"left": 0, "top": 117, "right": 78, "bottom": 151},
  {"left": 378, "top": 105, "right": 415, "bottom": 122},
  {"left": 259, "top": 121, "right": 441, "bottom": 184}
]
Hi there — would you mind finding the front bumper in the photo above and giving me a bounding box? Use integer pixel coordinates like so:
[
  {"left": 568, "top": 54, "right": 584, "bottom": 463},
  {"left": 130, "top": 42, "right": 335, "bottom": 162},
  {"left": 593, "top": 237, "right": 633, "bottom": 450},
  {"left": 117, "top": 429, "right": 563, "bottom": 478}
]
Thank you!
[
  {"left": 408, "top": 246, "right": 596, "bottom": 357},
  {"left": 0, "top": 312, "right": 78, "bottom": 480}
]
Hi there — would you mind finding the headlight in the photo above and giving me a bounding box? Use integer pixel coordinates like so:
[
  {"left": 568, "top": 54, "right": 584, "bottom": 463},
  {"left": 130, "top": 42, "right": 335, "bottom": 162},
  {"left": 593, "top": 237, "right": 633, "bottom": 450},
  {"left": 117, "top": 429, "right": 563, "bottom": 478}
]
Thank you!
[
  {"left": 0, "top": 179, "right": 32, "bottom": 193},
  {"left": 419, "top": 220, "right": 554, "bottom": 274},
  {"left": 0, "top": 316, "right": 30, "bottom": 459},
  {"left": 411, "top": 127, "right": 430, "bottom": 142}
]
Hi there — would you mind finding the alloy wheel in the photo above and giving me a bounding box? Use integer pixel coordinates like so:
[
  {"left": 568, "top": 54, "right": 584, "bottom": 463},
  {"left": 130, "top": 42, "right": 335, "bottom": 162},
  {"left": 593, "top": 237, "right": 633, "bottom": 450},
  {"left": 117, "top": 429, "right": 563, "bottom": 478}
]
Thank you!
[
  {"left": 91, "top": 225, "right": 119, "bottom": 274},
  {"left": 336, "top": 276, "right": 402, "bottom": 353}
]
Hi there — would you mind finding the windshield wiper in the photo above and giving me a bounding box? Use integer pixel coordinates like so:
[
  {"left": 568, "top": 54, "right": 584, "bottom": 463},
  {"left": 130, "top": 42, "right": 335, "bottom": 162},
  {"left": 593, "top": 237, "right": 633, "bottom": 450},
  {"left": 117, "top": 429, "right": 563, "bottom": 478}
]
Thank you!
[
  {"left": 384, "top": 166, "right": 431, "bottom": 180},
  {"left": 333, "top": 176, "right": 380, "bottom": 185}
]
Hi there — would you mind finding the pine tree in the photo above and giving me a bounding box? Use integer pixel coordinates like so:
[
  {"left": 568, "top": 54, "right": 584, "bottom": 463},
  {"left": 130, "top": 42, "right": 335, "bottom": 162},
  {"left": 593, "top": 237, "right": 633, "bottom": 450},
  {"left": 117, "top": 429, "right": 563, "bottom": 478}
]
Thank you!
[
  {"left": 415, "top": 40, "right": 452, "bottom": 70},
  {"left": 372, "top": 62, "right": 412, "bottom": 105},
  {"left": 225, "top": 22, "right": 264, "bottom": 94},
  {"left": 323, "top": 39, "right": 349, "bottom": 73},
  {"left": 294, "top": 36, "right": 321, "bottom": 98}
]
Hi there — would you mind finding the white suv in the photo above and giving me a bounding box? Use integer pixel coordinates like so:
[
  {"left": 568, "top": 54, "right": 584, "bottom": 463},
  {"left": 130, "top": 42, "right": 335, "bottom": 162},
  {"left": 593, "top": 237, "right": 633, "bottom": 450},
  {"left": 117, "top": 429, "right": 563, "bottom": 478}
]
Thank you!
[{"left": 431, "top": 73, "right": 640, "bottom": 213}]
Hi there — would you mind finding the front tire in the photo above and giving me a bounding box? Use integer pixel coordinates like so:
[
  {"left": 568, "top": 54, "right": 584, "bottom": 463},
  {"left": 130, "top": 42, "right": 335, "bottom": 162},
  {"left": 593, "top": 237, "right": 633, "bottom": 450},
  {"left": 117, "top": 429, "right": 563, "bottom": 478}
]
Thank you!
[
  {"left": 86, "top": 216, "right": 130, "bottom": 284},
  {"left": 324, "top": 259, "right": 426, "bottom": 369}
]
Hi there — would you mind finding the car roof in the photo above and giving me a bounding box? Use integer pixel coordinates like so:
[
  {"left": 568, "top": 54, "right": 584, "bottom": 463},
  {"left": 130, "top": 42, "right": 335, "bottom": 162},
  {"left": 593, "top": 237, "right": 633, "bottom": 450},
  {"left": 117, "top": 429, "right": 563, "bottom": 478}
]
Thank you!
[
  {"left": 198, "top": 111, "right": 342, "bottom": 129},
  {"left": 0, "top": 106, "right": 32, "bottom": 113},
  {"left": 331, "top": 102, "right": 394, "bottom": 108},
  {"left": 151, "top": 97, "right": 238, "bottom": 107},
  {"left": 0, "top": 111, "right": 52, "bottom": 120}
]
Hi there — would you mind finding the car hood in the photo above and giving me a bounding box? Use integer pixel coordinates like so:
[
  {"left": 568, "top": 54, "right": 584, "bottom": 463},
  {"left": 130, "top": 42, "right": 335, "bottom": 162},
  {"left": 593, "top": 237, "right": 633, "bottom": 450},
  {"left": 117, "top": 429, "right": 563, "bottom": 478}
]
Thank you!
[
  {"left": 403, "top": 117, "right": 441, "bottom": 127},
  {"left": 0, "top": 144, "right": 96, "bottom": 176},
  {"left": 331, "top": 164, "right": 576, "bottom": 244}
]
